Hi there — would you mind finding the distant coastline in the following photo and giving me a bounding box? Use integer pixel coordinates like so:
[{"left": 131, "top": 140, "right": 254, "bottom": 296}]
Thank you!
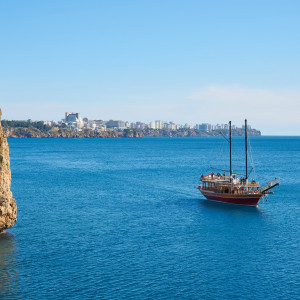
[{"left": 2, "top": 121, "right": 261, "bottom": 138}]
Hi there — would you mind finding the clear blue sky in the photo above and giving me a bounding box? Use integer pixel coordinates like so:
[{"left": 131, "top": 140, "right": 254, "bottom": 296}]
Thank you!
[{"left": 1, "top": 0, "right": 299, "bottom": 134}]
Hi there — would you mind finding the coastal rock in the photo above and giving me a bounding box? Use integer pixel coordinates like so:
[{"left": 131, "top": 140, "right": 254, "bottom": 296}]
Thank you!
[{"left": 0, "top": 109, "right": 17, "bottom": 232}]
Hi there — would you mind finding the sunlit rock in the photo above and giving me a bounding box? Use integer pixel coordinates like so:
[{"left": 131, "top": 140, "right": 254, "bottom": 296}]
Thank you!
[{"left": 0, "top": 109, "right": 17, "bottom": 231}]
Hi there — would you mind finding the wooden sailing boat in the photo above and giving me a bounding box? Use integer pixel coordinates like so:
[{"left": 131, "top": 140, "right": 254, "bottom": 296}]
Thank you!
[{"left": 197, "top": 120, "right": 279, "bottom": 206}]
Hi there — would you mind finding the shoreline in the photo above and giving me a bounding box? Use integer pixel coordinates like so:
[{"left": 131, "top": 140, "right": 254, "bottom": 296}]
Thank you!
[{"left": 6, "top": 133, "right": 262, "bottom": 139}]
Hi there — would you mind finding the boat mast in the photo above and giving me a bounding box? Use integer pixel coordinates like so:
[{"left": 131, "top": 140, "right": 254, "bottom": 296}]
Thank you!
[
  {"left": 245, "top": 119, "right": 248, "bottom": 179},
  {"left": 229, "top": 121, "right": 232, "bottom": 177}
]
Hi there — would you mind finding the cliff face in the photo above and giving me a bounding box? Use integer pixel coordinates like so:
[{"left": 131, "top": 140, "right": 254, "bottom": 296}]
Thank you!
[{"left": 0, "top": 109, "right": 17, "bottom": 231}]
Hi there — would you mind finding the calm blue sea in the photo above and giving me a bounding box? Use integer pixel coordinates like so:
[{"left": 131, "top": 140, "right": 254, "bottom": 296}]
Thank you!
[{"left": 0, "top": 137, "right": 299, "bottom": 299}]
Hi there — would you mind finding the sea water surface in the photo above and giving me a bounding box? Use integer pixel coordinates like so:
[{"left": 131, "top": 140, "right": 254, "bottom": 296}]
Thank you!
[{"left": 0, "top": 137, "right": 299, "bottom": 299}]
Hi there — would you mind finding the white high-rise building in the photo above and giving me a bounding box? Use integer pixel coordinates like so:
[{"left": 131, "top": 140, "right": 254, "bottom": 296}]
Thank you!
[
  {"left": 149, "top": 121, "right": 156, "bottom": 129},
  {"left": 155, "top": 120, "right": 164, "bottom": 129},
  {"left": 65, "top": 112, "right": 84, "bottom": 128}
]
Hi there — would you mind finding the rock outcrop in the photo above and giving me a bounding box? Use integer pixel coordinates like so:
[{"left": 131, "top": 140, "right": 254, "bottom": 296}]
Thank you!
[{"left": 0, "top": 109, "right": 17, "bottom": 231}]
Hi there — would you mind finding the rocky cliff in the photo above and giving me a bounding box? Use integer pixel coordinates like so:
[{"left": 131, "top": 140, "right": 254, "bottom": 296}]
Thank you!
[{"left": 0, "top": 109, "right": 17, "bottom": 231}]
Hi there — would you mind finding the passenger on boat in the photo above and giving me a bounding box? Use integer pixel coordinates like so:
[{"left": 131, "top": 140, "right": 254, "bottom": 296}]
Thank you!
[{"left": 233, "top": 177, "right": 239, "bottom": 184}]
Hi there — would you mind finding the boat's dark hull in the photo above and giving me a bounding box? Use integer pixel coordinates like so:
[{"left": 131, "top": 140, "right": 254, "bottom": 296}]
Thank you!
[{"left": 200, "top": 189, "right": 262, "bottom": 206}]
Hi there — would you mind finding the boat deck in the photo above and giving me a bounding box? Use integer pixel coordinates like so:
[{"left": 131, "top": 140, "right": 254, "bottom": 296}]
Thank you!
[{"left": 199, "top": 174, "right": 261, "bottom": 196}]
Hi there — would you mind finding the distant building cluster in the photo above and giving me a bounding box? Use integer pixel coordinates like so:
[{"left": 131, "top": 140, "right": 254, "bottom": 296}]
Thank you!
[
  {"left": 194, "top": 123, "right": 251, "bottom": 132},
  {"left": 42, "top": 113, "right": 254, "bottom": 132}
]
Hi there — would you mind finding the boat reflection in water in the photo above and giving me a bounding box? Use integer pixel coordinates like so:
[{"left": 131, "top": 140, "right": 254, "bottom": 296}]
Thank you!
[{"left": 197, "top": 120, "right": 280, "bottom": 206}]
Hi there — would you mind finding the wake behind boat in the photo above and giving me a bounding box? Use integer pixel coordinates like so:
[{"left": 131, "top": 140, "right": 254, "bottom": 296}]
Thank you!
[{"left": 197, "top": 120, "right": 279, "bottom": 206}]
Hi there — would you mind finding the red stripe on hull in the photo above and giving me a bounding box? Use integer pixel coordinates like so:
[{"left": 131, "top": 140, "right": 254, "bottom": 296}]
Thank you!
[{"left": 200, "top": 190, "right": 261, "bottom": 206}]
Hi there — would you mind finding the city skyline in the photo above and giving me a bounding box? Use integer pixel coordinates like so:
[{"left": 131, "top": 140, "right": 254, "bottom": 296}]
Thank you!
[
  {"left": 1, "top": 1, "right": 300, "bottom": 135},
  {"left": 30, "top": 112, "right": 260, "bottom": 135},
  {"left": 0, "top": 102, "right": 294, "bottom": 136},
  {"left": 5, "top": 111, "right": 257, "bottom": 132},
  {"left": 2, "top": 112, "right": 261, "bottom": 138}
]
